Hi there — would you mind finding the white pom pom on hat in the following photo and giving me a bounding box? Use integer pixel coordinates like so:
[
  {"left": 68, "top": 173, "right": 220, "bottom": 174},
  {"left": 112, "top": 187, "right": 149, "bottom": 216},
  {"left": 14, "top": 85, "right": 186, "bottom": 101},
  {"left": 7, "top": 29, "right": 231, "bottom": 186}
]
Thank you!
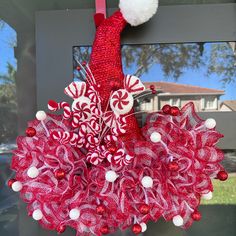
[{"left": 119, "top": 0, "right": 159, "bottom": 26}]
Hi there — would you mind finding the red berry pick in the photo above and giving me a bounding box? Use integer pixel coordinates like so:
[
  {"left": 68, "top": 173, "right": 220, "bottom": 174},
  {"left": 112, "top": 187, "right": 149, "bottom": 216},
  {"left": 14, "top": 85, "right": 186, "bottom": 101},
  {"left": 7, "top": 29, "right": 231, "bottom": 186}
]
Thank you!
[
  {"left": 162, "top": 104, "right": 171, "bottom": 114},
  {"left": 57, "top": 225, "right": 66, "bottom": 234},
  {"left": 82, "top": 61, "right": 87, "bottom": 67},
  {"left": 132, "top": 224, "right": 142, "bottom": 235},
  {"left": 100, "top": 226, "right": 109, "bottom": 235},
  {"left": 191, "top": 210, "right": 202, "bottom": 221},
  {"left": 167, "top": 161, "right": 179, "bottom": 172},
  {"left": 54, "top": 169, "right": 66, "bottom": 180},
  {"left": 149, "top": 84, "right": 155, "bottom": 90},
  {"left": 8, "top": 178, "right": 16, "bottom": 188},
  {"left": 96, "top": 205, "right": 106, "bottom": 215},
  {"left": 151, "top": 89, "right": 157, "bottom": 95},
  {"left": 25, "top": 127, "right": 36, "bottom": 137},
  {"left": 139, "top": 204, "right": 150, "bottom": 215},
  {"left": 76, "top": 66, "right": 81, "bottom": 71},
  {"left": 170, "top": 106, "right": 180, "bottom": 116},
  {"left": 108, "top": 145, "right": 118, "bottom": 154},
  {"left": 217, "top": 171, "right": 228, "bottom": 181},
  {"left": 110, "top": 80, "right": 121, "bottom": 91}
]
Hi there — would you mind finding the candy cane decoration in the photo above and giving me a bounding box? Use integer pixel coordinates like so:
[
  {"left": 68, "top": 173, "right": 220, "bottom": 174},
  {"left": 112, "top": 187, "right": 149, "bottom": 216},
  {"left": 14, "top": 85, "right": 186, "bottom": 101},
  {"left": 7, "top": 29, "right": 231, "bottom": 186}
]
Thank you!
[
  {"left": 87, "top": 134, "right": 99, "bottom": 146},
  {"left": 110, "top": 149, "right": 134, "bottom": 166},
  {"left": 50, "top": 131, "right": 79, "bottom": 146},
  {"left": 64, "top": 81, "right": 87, "bottom": 99},
  {"left": 86, "top": 145, "right": 110, "bottom": 165},
  {"left": 48, "top": 100, "right": 71, "bottom": 119},
  {"left": 87, "top": 86, "right": 101, "bottom": 103},
  {"left": 72, "top": 112, "right": 81, "bottom": 128},
  {"left": 78, "top": 123, "right": 87, "bottom": 137},
  {"left": 104, "top": 135, "right": 118, "bottom": 143}
]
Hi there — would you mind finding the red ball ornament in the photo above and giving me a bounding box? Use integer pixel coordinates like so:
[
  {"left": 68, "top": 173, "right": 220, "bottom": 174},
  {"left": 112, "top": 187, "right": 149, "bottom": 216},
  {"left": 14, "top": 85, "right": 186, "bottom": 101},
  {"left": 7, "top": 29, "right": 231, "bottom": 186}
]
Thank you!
[
  {"left": 110, "top": 80, "right": 121, "bottom": 91},
  {"left": 100, "top": 226, "right": 109, "bottom": 235},
  {"left": 57, "top": 225, "right": 66, "bottom": 234},
  {"left": 217, "top": 171, "right": 228, "bottom": 181},
  {"left": 25, "top": 127, "right": 36, "bottom": 137},
  {"left": 96, "top": 205, "right": 106, "bottom": 215},
  {"left": 151, "top": 89, "right": 157, "bottom": 95},
  {"left": 170, "top": 106, "right": 180, "bottom": 116},
  {"left": 191, "top": 210, "right": 202, "bottom": 221},
  {"left": 132, "top": 224, "right": 142, "bottom": 235},
  {"left": 167, "top": 162, "right": 179, "bottom": 172},
  {"left": 149, "top": 84, "right": 155, "bottom": 90},
  {"left": 139, "top": 204, "right": 150, "bottom": 215},
  {"left": 162, "top": 104, "right": 171, "bottom": 114},
  {"left": 8, "top": 178, "right": 16, "bottom": 188},
  {"left": 54, "top": 169, "right": 66, "bottom": 180}
]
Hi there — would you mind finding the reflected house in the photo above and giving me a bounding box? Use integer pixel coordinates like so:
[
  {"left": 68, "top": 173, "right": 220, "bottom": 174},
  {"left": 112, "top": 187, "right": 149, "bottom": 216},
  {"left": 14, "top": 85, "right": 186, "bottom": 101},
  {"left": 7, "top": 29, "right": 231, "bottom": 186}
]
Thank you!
[
  {"left": 220, "top": 100, "right": 236, "bottom": 111},
  {"left": 138, "top": 82, "right": 225, "bottom": 112}
]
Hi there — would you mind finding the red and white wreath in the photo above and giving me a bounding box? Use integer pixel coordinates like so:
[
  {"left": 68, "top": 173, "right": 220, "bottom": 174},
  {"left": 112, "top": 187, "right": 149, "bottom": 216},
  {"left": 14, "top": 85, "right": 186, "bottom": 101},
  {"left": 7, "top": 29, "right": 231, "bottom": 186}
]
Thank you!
[{"left": 10, "top": 1, "right": 228, "bottom": 236}]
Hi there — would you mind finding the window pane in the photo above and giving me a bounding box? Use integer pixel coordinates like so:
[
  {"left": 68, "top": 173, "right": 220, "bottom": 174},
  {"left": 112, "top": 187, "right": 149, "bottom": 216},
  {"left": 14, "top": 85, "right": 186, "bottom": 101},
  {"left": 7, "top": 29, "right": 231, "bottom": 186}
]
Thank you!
[{"left": 73, "top": 42, "right": 236, "bottom": 114}]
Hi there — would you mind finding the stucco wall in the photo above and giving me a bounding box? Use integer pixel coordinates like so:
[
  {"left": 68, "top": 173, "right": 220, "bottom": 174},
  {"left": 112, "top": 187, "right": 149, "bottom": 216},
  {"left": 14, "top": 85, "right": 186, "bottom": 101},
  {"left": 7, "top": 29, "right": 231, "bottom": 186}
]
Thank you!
[{"left": 140, "top": 95, "right": 221, "bottom": 112}]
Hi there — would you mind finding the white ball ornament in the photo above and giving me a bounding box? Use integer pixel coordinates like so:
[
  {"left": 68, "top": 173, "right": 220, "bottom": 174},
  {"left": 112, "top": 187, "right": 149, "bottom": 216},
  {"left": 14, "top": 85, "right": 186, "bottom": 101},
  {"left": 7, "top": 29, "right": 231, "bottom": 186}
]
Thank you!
[
  {"left": 205, "top": 118, "right": 216, "bottom": 129},
  {"left": 141, "top": 176, "right": 153, "bottom": 188},
  {"left": 140, "top": 222, "right": 147, "bottom": 232},
  {"left": 32, "top": 209, "right": 43, "bottom": 221},
  {"left": 105, "top": 170, "right": 118, "bottom": 182},
  {"left": 202, "top": 191, "right": 213, "bottom": 200},
  {"left": 69, "top": 208, "right": 80, "bottom": 220},
  {"left": 173, "top": 215, "right": 184, "bottom": 227},
  {"left": 12, "top": 181, "right": 23, "bottom": 192},
  {"left": 150, "top": 132, "right": 161, "bottom": 143},
  {"left": 36, "top": 111, "right": 47, "bottom": 121},
  {"left": 27, "top": 166, "right": 39, "bottom": 179}
]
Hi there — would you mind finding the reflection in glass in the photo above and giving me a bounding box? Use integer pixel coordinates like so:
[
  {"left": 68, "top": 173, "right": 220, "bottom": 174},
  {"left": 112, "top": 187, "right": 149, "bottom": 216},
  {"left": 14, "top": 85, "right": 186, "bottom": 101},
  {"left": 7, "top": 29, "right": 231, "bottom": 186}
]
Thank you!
[
  {"left": 0, "top": 23, "right": 17, "bottom": 146},
  {"left": 73, "top": 42, "right": 236, "bottom": 114}
]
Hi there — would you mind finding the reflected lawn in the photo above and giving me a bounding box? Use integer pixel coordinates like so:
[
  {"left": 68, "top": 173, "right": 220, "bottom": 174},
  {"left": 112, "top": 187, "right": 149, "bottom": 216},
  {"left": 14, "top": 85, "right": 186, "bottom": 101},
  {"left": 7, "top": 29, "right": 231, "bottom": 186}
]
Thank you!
[{"left": 201, "top": 174, "right": 236, "bottom": 205}]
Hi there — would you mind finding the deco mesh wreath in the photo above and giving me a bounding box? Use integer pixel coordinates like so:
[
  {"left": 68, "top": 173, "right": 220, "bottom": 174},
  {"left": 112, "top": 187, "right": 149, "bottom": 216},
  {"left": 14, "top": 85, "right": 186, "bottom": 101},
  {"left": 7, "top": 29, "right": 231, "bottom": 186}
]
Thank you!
[{"left": 9, "top": 0, "right": 228, "bottom": 235}]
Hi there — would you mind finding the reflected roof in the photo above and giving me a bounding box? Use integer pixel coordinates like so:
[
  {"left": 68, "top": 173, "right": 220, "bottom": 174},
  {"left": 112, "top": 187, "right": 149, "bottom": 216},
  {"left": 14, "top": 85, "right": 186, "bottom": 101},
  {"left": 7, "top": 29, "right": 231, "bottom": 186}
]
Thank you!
[{"left": 144, "top": 81, "right": 225, "bottom": 95}]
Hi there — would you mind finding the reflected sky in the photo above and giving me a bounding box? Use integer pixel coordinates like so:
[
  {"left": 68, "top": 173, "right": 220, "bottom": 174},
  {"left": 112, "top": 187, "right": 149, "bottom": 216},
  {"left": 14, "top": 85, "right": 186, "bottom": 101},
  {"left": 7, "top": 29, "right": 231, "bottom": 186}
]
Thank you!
[{"left": 73, "top": 43, "right": 236, "bottom": 101}]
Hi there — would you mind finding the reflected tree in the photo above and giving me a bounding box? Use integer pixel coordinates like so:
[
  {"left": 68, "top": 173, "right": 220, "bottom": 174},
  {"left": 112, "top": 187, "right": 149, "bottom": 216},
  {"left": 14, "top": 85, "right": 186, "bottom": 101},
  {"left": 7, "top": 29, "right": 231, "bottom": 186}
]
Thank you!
[
  {"left": 122, "top": 43, "right": 236, "bottom": 86},
  {"left": 0, "top": 63, "right": 17, "bottom": 143},
  {"left": 207, "top": 43, "right": 236, "bottom": 86},
  {"left": 0, "top": 19, "right": 5, "bottom": 30},
  {"left": 74, "top": 43, "right": 236, "bottom": 87},
  {"left": 122, "top": 44, "right": 202, "bottom": 79}
]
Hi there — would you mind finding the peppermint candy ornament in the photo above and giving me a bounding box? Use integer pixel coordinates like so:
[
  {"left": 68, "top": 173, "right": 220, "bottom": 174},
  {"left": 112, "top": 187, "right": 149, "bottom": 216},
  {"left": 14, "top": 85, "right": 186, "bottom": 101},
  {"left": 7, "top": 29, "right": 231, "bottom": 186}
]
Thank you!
[
  {"left": 64, "top": 81, "right": 87, "bottom": 99},
  {"left": 110, "top": 89, "right": 134, "bottom": 115},
  {"left": 124, "top": 75, "right": 145, "bottom": 94},
  {"left": 110, "top": 75, "right": 145, "bottom": 115},
  {"left": 72, "top": 98, "right": 92, "bottom": 120},
  {"left": 65, "top": 81, "right": 92, "bottom": 121}
]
